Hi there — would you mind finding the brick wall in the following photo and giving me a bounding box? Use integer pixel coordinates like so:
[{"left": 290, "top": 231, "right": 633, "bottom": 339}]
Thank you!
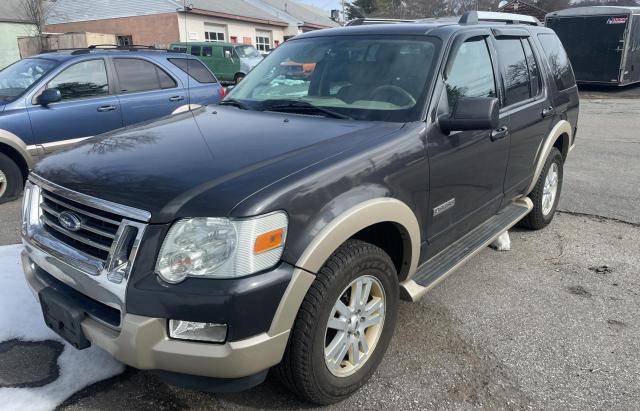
[{"left": 46, "top": 13, "right": 180, "bottom": 48}]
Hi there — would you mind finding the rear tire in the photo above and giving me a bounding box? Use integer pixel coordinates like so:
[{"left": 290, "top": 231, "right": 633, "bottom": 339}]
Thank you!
[
  {"left": 519, "top": 147, "right": 563, "bottom": 230},
  {"left": 0, "top": 152, "right": 23, "bottom": 204},
  {"left": 274, "top": 239, "right": 398, "bottom": 404}
]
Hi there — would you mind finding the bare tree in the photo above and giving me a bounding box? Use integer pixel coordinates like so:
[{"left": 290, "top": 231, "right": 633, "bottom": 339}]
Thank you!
[{"left": 15, "top": 0, "right": 53, "bottom": 52}]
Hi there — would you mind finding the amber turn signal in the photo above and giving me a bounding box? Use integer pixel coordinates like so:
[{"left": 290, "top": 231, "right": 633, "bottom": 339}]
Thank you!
[{"left": 254, "top": 228, "right": 285, "bottom": 254}]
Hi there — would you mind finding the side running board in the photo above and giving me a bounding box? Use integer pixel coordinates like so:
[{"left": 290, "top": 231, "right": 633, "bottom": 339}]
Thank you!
[{"left": 400, "top": 197, "right": 533, "bottom": 302}]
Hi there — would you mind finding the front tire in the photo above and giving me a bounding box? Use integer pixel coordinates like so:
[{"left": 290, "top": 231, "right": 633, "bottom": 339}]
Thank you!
[
  {"left": 0, "top": 153, "right": 23, "bottom": 204},
  {"left": 274, "top": 239, "right": 398, "bottom": 404},
  {"left": 519, "top": 147, "right": 563, "bottom": 230}
]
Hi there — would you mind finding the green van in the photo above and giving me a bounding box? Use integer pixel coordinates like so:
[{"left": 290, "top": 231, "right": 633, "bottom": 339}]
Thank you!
[{"left": 169, "top": 42, "right": 263, "bottom": 84}]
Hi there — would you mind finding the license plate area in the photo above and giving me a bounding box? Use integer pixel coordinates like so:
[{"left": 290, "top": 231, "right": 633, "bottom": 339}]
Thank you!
[{"left": 39, "top": 287, "right": 91, "bottom": 350}]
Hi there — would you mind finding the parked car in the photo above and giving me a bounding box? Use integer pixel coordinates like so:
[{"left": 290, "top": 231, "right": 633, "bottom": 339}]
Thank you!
[
  {"left": 21, "top": 12, "right": 578, "bottom": 404},
  {"left": 169, "top": 42, "right": 263, "bottom": 84},
  {"left": 0, "top": 47, "right": 223, "bottom": 204}
]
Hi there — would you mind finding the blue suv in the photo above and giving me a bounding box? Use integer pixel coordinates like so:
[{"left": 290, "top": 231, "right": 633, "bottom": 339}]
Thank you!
[{"left": 0, "top": 47, "right": 223, "bottom": 203}]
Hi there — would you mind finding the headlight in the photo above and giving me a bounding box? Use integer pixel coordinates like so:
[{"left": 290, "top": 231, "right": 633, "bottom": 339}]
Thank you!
[
  {"left": 22, "top": 181, "right": 42, "bottom": 236},
  {"left": 156, "top": 211, "right": 287, "bottom": 283}
]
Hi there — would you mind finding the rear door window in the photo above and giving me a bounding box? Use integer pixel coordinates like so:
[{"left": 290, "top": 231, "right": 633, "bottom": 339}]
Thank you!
[
  {"left": 113, "top": 58, "right": 177, "bottom": 93},
  {"left": 168, "top": 58, "right": 217, "bottom": 83},
  {"left": 537, "top": 33, "right": 576, "bottom": 90},
  {"left": 190, "top": 46, "right": 201, "bottom": 56},
  {"left": 495, "top": 38, "right": 530, "bottom": 106},
  {"left": 522, "top": 39, "right": 542, "bottom": 97},
  {"left": 202, "top": 46, "right": 213, "bottom": 57},
  {"left": 445, "top": 36, "right": 497, "bottom": 110},
  {"left": 47, "top": 59, "right": 109, "bottom": 100}
]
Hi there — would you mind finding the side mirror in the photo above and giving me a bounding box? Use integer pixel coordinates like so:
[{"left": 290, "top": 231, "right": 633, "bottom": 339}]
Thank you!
[
  {"left": 39, "top": 88, "right": 62, "bottom": 106},
  {"left": 224, "top": 50, "right": 232, "bottom": 59},
  {"left": 438, "top": 97, "right": 499, "bottom": 134}
]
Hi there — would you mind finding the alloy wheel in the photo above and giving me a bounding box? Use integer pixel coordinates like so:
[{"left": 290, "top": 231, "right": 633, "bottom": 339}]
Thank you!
[
  {"left": 0, "top": 170, "right": 7, "bottom": 198},
  {"left": 324, "top": 275, "right": 386, "bottom": 377},
  {"left": 542, "top": 162, "right": 559, "bottom": 216}
]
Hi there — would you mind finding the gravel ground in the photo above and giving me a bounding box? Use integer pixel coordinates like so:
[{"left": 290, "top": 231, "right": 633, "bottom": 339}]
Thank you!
[
  {"left": 56, "top": 212, "right": 640, "bottom": 410},
  {"left": 0, "top": 96, "right": 638, "bottom": 409}
]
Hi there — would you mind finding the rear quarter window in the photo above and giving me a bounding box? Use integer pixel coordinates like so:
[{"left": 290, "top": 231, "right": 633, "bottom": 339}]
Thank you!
[
  {"left": 537, "top": 33, "right": 576, "bottom": 91},
  {"left": 168, "top": 58, "right": 218, "bottom": 84}
]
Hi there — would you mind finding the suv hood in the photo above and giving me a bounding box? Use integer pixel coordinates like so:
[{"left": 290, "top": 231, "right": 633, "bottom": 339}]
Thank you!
[{"left": 34, "top": 106, "right": 403, "bottom": 223}]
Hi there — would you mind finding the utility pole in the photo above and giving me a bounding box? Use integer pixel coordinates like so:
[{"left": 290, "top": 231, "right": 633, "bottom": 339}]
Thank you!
[{"left": 341, "top": 0, "right": 346, "bottom": 23}]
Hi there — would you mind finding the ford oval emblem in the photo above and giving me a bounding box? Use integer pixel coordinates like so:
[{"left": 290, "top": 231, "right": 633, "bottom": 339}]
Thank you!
[{"left": 58, "top": 211, "right": 82, "bottom": 232}]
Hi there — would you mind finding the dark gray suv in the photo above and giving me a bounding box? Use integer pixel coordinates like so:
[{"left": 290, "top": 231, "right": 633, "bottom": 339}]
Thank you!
[{"left": 21, "top": 11, "right": 578, "bottom": 404}]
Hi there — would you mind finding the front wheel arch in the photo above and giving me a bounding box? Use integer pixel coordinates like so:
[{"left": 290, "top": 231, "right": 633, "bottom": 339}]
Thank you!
[{"left": 294, "top": 198, "right": 420, "bottom": 282}]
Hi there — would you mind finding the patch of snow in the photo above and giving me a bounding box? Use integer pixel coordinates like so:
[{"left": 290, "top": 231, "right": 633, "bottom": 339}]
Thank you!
[
  {"left": 490, "top": 231, "right": 511, "bottom": 251},
  {"left": 0, "top": 244, "right": 124, "bottom": 411}
]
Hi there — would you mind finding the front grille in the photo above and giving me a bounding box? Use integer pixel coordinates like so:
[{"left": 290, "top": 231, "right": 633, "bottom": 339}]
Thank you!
[{"left": 40, "top": 189, "right": 123, "bottom": 262}]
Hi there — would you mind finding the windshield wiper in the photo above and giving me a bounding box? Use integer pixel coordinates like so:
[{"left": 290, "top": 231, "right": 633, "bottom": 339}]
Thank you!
[
  {"left": 262, "top": 101, "right": 352, "bottom": 120},
  {"left": 219, "top": 98, "right": 251, "bottom": 110}
]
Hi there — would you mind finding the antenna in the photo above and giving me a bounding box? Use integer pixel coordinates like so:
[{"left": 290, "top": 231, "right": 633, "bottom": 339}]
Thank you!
[{"left": 183, "top": 1, "right": 192, "bottom": 110}]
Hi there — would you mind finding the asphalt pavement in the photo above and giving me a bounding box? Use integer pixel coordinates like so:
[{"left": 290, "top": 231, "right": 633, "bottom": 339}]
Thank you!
[{"left": 0, "top": 94, "right": 638, "bottom": 409}]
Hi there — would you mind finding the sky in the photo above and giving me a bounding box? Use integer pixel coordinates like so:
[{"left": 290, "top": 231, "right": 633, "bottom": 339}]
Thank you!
[{"left": 297, "top": 0, "right": 343, "bottom": 12}]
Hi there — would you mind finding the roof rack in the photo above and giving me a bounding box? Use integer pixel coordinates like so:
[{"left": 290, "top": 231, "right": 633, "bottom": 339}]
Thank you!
[
  {"left": 344, "top": 12, "right": 540, "bottom": 27},
  {"left": 345, "top": 17, "right": 416, "bottom": 26},
  {"left": 459, "top": 11, "right": 541, "bottom": 26},
  {"left": 87, "top": 44, "right": 157, "bottom": 49},
  {"left": 42, "top": 45, "right": 180, "bottom": 55}
]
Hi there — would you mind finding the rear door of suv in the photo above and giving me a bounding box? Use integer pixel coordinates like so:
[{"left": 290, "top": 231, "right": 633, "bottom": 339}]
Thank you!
[
  {"left": 110, "top": 57, "right": 186, "bottom": 126},
  {"left": 489, "top": 28, "right": 555, "bottom": 200}
]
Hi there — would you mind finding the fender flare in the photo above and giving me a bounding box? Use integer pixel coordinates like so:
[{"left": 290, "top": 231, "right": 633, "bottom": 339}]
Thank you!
[
  {"left": 0, "top": 128, "right": 36, "bottom": 170},
  {"left": 525, "top": 119, "right": 572, "bottom": 196},
  {"left": 268, "top": 198, "right": 421, "bottom": 336}
]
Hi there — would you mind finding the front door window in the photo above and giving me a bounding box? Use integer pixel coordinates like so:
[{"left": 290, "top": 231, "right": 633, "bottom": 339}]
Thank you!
[{"left": 47, "top": 59, "right": 109, "bottom": 100}]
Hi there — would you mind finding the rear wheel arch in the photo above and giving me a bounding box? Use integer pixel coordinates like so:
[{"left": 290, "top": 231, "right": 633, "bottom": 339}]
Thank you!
[
  {"left": 0, "top": 140, "right": 30, "bottom": 182},
  {"left": 526, "top": 120, "right": 572, "bottom": 196},
  {"left": 553, "top": 132, "right": 570, "bottom": 161}
]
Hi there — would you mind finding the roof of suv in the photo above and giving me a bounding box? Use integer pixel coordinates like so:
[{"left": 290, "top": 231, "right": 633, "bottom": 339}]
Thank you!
[
  {"left": 295, "top": 20, "right": 551, "bottom": 40},
  {"left": 28, "top": 48, "right": 197, "bottom": 62}
]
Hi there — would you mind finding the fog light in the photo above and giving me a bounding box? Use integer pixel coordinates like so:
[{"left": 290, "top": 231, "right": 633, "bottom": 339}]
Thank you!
[{"left": 168, "top": 320, "right": 227, "bottom": 342}]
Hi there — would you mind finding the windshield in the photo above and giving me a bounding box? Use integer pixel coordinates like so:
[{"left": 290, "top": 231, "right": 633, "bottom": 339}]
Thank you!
[
  {"left": 235, "top": 45, "right": 262, "bottom": 59},
  {"left": 0, "top": 58, "right": 58, "bottom": 103},
  {"left": 228, "top": 35, "right": 440, "bottom": 122}
]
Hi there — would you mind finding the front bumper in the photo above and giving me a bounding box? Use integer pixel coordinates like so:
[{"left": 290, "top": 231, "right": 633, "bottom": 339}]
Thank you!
[{"left": 22, "top": 247, "right": 314, "bottom": 379}]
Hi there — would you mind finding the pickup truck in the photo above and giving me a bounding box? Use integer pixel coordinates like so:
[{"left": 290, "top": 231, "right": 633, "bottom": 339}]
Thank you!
[{"left": 21, "top": 12, "right": 578, "bottom": 404}]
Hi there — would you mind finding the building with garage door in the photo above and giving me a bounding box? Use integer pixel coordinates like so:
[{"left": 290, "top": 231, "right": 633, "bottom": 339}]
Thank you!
[{"left": 45, "top": 0, "right": 339, "bottom": 51}]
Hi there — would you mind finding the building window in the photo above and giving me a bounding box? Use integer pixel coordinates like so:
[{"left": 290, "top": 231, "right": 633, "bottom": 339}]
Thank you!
[
  {"left": 205, "top": 31, "right": 225, "bottom": 42},
  {"left": 255, "top": 31, "right": 271, "bottom": 52},
  {"left": 117, "top": 35, "right": 133, "bottom": 47},
  {"left": 230, "top": 36, "right": 238, "bottom": 44}
]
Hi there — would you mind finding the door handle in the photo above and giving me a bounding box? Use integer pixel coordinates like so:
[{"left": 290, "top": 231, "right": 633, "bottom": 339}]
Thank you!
[
  {"left": 491, "top": 126, "right": 509, "bottom": 141},
  {"left": 97, "top": 105, "right": 117, "bottom": 112},
  {"left": 169, "top": 95, "right": 185, "bottom": 102},
  {"left": 542, "top": 106, "right": 555, "bottom": 118}
]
